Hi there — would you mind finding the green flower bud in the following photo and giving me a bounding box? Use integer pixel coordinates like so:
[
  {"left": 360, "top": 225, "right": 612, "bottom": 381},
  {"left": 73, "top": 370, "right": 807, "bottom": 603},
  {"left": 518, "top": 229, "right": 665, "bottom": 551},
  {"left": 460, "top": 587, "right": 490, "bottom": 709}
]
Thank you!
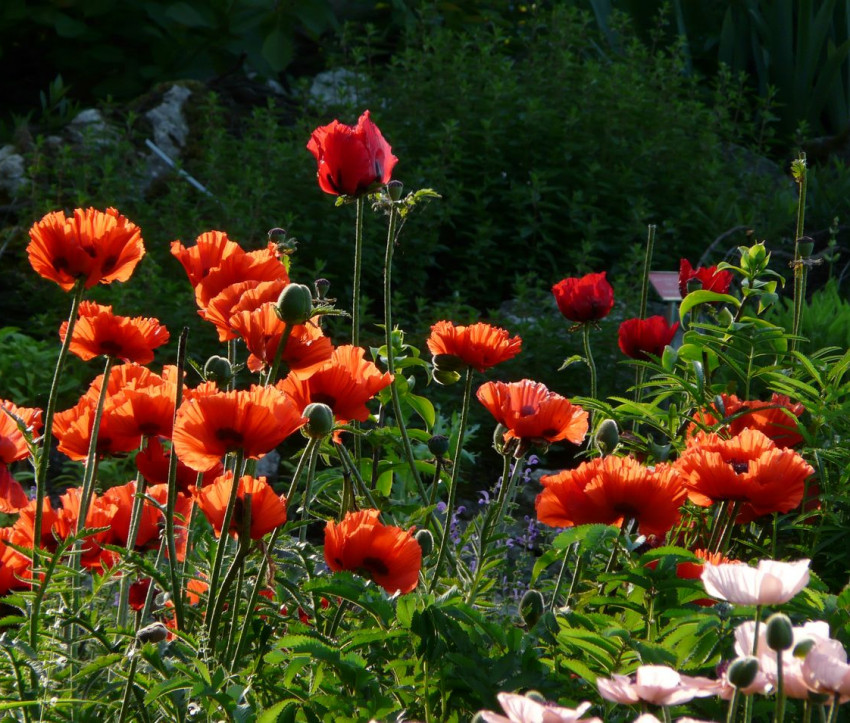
[
  {"left": 302, "top": 402, "right": 335, "bottom": 439},
  {"left": 276, "top": 283, "right": 314, "bottom": 325},
  {"left": 524, "top": 691, "right": 546, "bottom": 704},
  {"left": 136, "top": 622, "right": 169, "bottom": 644},
  {"left": 432, "top": 353, "right": 466, "bottom": 373},
  {"left": 766, "top": 613, "right": 794, "bottom": 652},
  {"left": 314, "top": 278, "right": 331, "bottom": 300},
  {"left": 433, "top": 368, "right": 461, "bottom": 386},
  {"left": 593, "top": 419, "right": 619, "bottom": 456},
  {"left": 492, "top": 423, "right": 510, "bottom": 455},
  {"left": 520, "top": 589, "right": 545, "bottom": 628},
  {"left": 203, "top": 355, "right": 233, "bottom": 385},
  {"left": 793, "top": 638, "right": 816, "bottom": 658},
  {"left": 415, "top": 528, "right": 434, "bottom": 557},
  {"left": 387, "top": 180, "right": 403, "bottom": 201},
  {"left": 427, "top": 434, "right": 450, "bottom": 458},
  {"left": 727, "top": 656, "right": 760, "bottom": 689}
]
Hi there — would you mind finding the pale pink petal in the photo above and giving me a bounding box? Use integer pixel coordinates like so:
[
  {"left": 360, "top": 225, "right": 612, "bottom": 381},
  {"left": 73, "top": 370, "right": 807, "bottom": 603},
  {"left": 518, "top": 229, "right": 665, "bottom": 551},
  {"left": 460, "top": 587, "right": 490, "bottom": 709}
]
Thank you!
[
  {"left": 597, "top": 674, "right": 640, "bottom": 704},
  {"left": 802, "top": 640, "right": 850, "bottom": 696},
  {"left": 702, "top": 559, "right": 810, "bottom": 605},
  {"left": 632, "top": 715, "right": 662, "bottom": 723},
  {"left": 756, "top": 559, "right": 810, "bottom": 604},
  {"left": 490, "top": 693, "right": 598, "bottom": 723}
]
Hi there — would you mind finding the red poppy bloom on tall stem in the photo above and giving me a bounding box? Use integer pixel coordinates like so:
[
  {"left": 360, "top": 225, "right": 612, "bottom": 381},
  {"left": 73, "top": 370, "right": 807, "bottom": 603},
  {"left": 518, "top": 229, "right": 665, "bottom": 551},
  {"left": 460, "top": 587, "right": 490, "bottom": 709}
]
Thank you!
[
  {"left": 170, "top": 230, "right": 243, "bottom": 288},
  {"left": 551, "top": 272, "right": 615, "bottom": 323},
  {"left": 307, "top": 110, "right": 398, "bottom": 196},
  {"left": 27, "top": 207, "right": 145, "bottom": 291},
  {"left": 324, "top": 509, "right": 421, "bottom": 594},
  {"left": 195, "top": 473, "right": 287, "bottom": 539},
  {"left": 426, "top": 320, "right": 522, "bottom": 372},
  {"left": 679, "top": 259, "right": 733, "bottom": 298},
  {"left": 1, "top": 400, "right": 42, "bottom": 464},
  {"left": 618, "top": 315, "right": 679, "bottom": 360}
]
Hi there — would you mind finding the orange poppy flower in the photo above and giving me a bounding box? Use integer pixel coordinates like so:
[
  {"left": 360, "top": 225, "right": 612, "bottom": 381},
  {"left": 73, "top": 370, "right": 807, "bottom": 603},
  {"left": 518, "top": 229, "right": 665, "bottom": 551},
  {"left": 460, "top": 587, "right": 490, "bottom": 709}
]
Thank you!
[
  {"left": 278, "top": 345, "right": 393, "bottom": 424},
  {"left": 0, "top": 463, "right": 28, "bottom": 513},
  {"left": 691, "top": 393, "right": 805, "bottom": 448},
  {"left": 59, "top": 301, "right": 170, "bottom": 364},
  {"left": 1, "top": 400, "right": 42, "bottom": 464},
  {"left": 135, "top": 436, "right": 223, "bottom": 492},
  {"left": 52, "top": 487, "right": 119, "bottom": 569},
  {"left": 194, "top": 243, "right": 289, "bottom": 311},
  {"left": 536, "top": 456, "right": 687, "bottom": 537},
  {"left": 9, "top": 498, "right": 60, "bottom": 554},
  {"left": 27, "top": 207, "right": 145, "bottom": 291},
  {"left": 230, "top": 304, "right": 334, "bottom": 375},
  {"left": 170, "top": 230, "right": 243, "bottom": 288},
  {"left": 477, "top": 380, "right": 589, "bottom": 447},
  {"left": 107, "top": 380, "right": 178, "bottom": 439},
  {"left": 1, "top": 526, "right": 31, "bottom": 595},
  {"left": 674, "top": 429, "right": 814, "bottom": 517},
  {"left": 194, "top": 472, "right": 287, "bottom": 539},
  {"left": 426, "top": 320, "right": 522, "bottom": 372},
  {"left": 54, "top": 394, "right": 143, "bottom": 461},
  {"left": 203, "top": 278, "right": 288, "bottom": 341},
  {"left": 324, "top": 509, "right": 421, "bottom": 594},
  {"left": 172, "top": 384, "right": 305, "bottom": 472}
]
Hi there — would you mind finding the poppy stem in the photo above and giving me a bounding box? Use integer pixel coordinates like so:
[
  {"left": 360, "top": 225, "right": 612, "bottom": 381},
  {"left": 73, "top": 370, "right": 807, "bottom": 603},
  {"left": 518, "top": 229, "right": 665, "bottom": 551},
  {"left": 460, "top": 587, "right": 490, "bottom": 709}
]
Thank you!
[
  {"left": 164, "top": 327, "right": 189, "bottom": 631},
  {"left": 334, "top": 440, "right": 384, "bottom": 519},
  {"left": 706, "top": 500, "right": 729, "bottom": 552},
  {"left": 716, "top": 500, "right": 742, "bottom": 555},
  {"left": 76, "top": 354, "right": 116, "bottom": 530},
  {"left": 117, "top": 648, "right": 140, "bottom": 723},
  {"left": 775, "top": 648, "right": 786, "bottom": 723},
  {"left": 264, "top": 322, "right": 294, "bottom": 386},
  {"left": 550, "top": 541, "right": 579, "bottom": 612},
  {"left": 382, "top": 201, "right": 428, "bottom": 502},
  {"left": 299, "top": 434, "right": 322, "bottom": 543},
  {"left": 581, "top": 323, "right": 597, "bottom": 403},
  {"left": 752, "top": 605, "right": 763, "bottom": 656},
  {"left": 116, "top": 442, "right": 150, "bottom": 628},
  {"left": 429, "top": 367, "right": 474, "bottom": 593},
  {"left": 352, "top": 195, "right": 365, "bottom": 349},
  {"left": 31, "top": 278, "right": 85, "bottom": 583},
  {"left": 639, "top": 224, "right": 656, "bottom": 321},
  {"left": 207, "top": 533, "right": 251, "bottom": 651},
  {"left": 790, "top": 153, "right": 808, "bottom": 354}
]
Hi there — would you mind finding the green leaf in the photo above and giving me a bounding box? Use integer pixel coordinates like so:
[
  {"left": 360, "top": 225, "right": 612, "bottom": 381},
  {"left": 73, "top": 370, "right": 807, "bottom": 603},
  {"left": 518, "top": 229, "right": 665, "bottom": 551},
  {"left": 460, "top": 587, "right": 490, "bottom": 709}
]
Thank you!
[
  {"left": 165, "top": 2, "right": 214, "bottom": 27},
  {"left": 404, "top": 393, "right": 436, "bottom": 429},
  {"left": 262, "top": 27, "right": 294, "bottom": 73},
  {"left": 679, "top": 290, "right": 740, "bottom": 321}
]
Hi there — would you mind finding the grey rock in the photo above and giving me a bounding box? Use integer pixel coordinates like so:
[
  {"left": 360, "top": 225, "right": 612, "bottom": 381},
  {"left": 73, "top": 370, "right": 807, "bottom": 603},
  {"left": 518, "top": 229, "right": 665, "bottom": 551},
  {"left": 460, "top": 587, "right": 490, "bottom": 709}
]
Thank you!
[
  {"left": 0, "top": 144, "right": 27, "bottom": 196},
  {"left": 145, "top": 85, "right": 193, "bottom": 178},
  {"left": 308, "top": 69, "right": 369, "bottom": 110},
  {"left": 67, "top": 108, "right": 114, "bottom": 145}
]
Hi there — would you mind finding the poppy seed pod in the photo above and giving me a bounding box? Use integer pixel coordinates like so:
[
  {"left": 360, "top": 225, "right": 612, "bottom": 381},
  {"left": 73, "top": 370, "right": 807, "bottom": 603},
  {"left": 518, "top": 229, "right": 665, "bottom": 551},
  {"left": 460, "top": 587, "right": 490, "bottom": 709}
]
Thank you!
[
  {"left": 136, "top": 621, "right": 169, "bottom": 645},
  {"left": 387, "top": 180, "right": 404, "bottom": 201},
  {"left": 314, "top": 278, "right": 331, "bottom": 300},
  {"left": 727, "top": 656, "right": 760, "bottom": 689},
  {"left": 766, "top": 613, "right": 794, "bottom": 651},
  {"left": 203, "top": 355, "right": 233, "bottom": 385},
  {"left": 276, "top": 283, "right": 314, "bottom": 325},
  {"left": 520, "top": 589, "right": 545, "bottom": 628},
  {"left": 302, "top": 402, "right": 335, "bottom": 439},
  {"left": 415, "top": 528, "right": 434, "bottom": 557},
  {"left": 593, "top": 419, "right": 619, "bottom": 455},
  {"left": 793, "top": 638, "right": 816, "bottom": 658},
  {"left": 427, "top": 434, "right": 450, "bottom": 458}
]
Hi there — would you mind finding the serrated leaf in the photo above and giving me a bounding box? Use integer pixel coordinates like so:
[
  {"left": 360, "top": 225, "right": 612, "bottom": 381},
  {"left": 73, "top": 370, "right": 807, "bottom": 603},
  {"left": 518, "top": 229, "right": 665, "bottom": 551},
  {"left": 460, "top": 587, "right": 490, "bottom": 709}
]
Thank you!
[{"left": 558, "top": 354, "right": 584, "bottom": 371}]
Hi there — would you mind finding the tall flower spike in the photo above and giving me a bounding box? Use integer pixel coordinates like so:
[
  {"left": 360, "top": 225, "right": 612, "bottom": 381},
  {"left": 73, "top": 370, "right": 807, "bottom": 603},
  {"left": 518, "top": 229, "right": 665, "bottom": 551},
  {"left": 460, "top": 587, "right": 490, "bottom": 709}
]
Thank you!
[{"left": 307, "top": 110, "right": 398, "bottom": 196}]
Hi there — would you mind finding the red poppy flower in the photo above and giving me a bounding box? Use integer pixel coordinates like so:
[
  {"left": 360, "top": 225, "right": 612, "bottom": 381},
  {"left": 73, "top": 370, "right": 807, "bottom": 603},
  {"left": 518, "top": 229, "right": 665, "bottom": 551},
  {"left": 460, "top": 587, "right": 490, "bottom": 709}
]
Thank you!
[
  {"left": 170, "top": 230, "right": 243, "bottom": 288},
  {"left": 551, "top": 272, "right": 615, "bottom": 323},
  {"left": 59, "top": 301, "right": 170, "bottom": 364},
  {"left": 27, "top": 207, "right": 144, "bottom": 291},
  {"left": 307, "top": 110, "right": 398, "bottom": 197},
  {"left": 536, "top": 456, "right": 687, "bottom": 537},
  {"left": 129, "top": 578, "right": 153, "bottom": 611},
  {"left": 54, "top": 394, "right": 143, "bottom": 461},
  {"left": 0, "top": 463, "right": 28, "bottom": 513},
  {"left": 1, "top": 526, "right": 31, "bottom": 596},
  {"left": 278, "top": 345, "right": 393, "bottom": 424},
  {"left": 679, "top": 259, "right": 733, "bottom": 298},
  {"left": 618, "top": 315, "right": 679, "bottom": 361},
  {"left": 135, "top": 436, "right": 222, "bottom": 492},
  {"left": 476, "top": 380, "right": 589, "bottom": 447},
  {"left": 204, "top": 278, "right": 288, "bottom": 342},
  {"left": 719, "top": 394, "right": 805, "bottom": 448},
  {"left": 194, "top": 472, "right": 287, "bottom": 539},
  {"left": 426, "top": 320, "right": 522, "bottom": 372},
  {"left": 230, "top": 304, "right": 334, "bottom": 375},
  {"left": 1, "top": 400, "right": 42, "bottom": 464},
  {"left": 194, "top": 244, "right": 289, "bottom": 312},
  {"left": 107, "top": 381, "right": 178, "bottom": 439},
  {"left": 674, "top": 429, "right": 814, "bottom": 517},
  {"left": 172, "top": 384, "right": 306, "bottom": 472},
  {"left": 52, "top": 487, "right": 118, "bottom": 569},
  {"left": 324, "top": 509, "right": 421, "bottom": 594}
]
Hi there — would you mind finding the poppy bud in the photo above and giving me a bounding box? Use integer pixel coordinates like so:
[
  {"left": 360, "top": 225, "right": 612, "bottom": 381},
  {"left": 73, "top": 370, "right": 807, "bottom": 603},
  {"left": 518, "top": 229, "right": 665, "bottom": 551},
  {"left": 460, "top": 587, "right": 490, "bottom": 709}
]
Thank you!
[
  {"left": 268, "top": 227, "right": 288, "bottom": 242},
  {"left": 314, "top": 278, "right": 331, "bottom": 300},
  {"left": 492, "top": 423, "right": 510, "bottom": 455},
  {"left": 520, "top": 589, "right": 545, "bottom": 628},
  {"left": 203, "top": 355, "right": 233, "bottom": 385},
  {"left": 593, "top": 419, "right": 619, "bottom": 455},
  {"left": 524, "top": 691, "right": 546, "bottom": 703},
  {"left": 387, "top": 180, "right": 404, "bottom": 201},
  {"left": 302, "top": 402, "right": 335, "bottom": 439},
  {"left": 793, "top": 638, "right": 816, "bottom": 658},
  {"left": 727, "top": 656, "right": 760, "bottom": 689},
  {"left": 432, "top": 353, "right": 466, "bottom": 373},
  {"left": 415, "top": 529, "right": 434, "bottom": 557},
  {"left": 433, "top": 369, "right": 461, "bottom": 386},
  {"left": 277, "top": 283, "right": 314, "bottom": 325},
  {"left": 427, "top": 434, "right": 450, "bottom": 458},
  {"left": 136, "top": 621, "right": 169, "bottom": 645},
  {"left": 766, "top": 613, "right": 794, "bottom": 652}
]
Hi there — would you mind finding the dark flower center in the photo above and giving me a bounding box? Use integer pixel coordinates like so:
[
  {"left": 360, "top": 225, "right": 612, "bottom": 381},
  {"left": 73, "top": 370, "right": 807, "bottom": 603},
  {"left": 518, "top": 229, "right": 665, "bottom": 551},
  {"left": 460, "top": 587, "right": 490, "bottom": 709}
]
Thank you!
[
  {"left": 215, "top": 427, "right": 244, "bottom": 448},
  {"left": 519, "top": 404, "right": 536, "bottom": 417},
  {"left": 362, "top": 556, "right": 389, "bottom": 576},
  {"left": 313, "top": 393, "right": 337, "bottom": 409}
]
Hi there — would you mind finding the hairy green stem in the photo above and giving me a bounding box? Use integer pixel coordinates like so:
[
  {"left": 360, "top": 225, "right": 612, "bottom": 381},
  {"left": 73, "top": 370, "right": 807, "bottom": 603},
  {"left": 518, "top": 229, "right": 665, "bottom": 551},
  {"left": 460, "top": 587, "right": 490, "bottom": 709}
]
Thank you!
[
  {"left": 429, "top": 367, "right": 474, "bottom": 592},
  {"left": 352, "top": 196, "right": 364, "bottom": 348},
  {"left": 582, "top": 323, "right": 597, "bottom": 403},
  {"left": 298, "top": 434, "right": 322, "bottom": 543},
  {"left": 639, "top": 224, "right": 656, "bottom": 320},
  {"left": 791, "top": 152, "right": 808, "bottom": 353}
]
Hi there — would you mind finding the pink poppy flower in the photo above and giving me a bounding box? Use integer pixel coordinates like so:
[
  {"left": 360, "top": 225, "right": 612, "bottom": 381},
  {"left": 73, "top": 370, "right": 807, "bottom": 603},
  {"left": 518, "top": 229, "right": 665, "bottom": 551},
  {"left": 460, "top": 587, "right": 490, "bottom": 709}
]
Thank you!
[
  {"left": 478, "top": 693, "right": 601, "bottom": 723},
  {"left": 801, "top": 639, "right": 850, "bottom": 701},
  {"left": 597, "top": 666, "right": 715, "bottom": 707},
  {"left": 701, "top": 559, "right": 810, "bottom": 605}
]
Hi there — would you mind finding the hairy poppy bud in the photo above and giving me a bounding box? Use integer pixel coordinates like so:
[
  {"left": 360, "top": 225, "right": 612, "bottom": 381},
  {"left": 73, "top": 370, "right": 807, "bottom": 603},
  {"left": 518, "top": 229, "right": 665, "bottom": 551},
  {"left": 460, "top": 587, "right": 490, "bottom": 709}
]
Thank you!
[
  {"left": 302, "top": 402, "right": 335, "bottom": 439},
  {"left": 766, "top": 613, "right": 794, "bottom": 652},
  {"left": 520, "top": 589, "right": 545, "bottom": 628},
  {"left": 492, "top": 423, "right": 510, "bottom": 455},
  {"left": 415, "top": 529, "right": 434, "bottom": 557},
  {"left": 203, "top": 355, "right": 233, "bottom": 385},
  {"left": 433, "top": 369, "right": 461, "bottom": 386},
  {"left": 727, "top": 656, "right": 760, "bottom": 689},
  {"left": 593, "top": 419, "right": 619, "bottom": 455},
  {"left": 314, "top": 278, "right": 331, "bottom": 300},
  {"left": 387, "top": 180, "right": 404, "bottom": 201},
  {"left": 427, "top": 434, "right": 450, "bottom": 458},
  {"left": 277, "top": 283, "right": 314, "bottom": 325},
  {"left": 136, "top": 622, "right": 169, "bottom": 645}
]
